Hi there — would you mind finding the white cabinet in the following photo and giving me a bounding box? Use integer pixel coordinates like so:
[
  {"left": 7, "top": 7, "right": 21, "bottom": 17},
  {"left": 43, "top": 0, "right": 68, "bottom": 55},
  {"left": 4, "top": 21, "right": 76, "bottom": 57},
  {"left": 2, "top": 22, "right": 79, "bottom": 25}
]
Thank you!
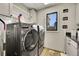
[
  {"left": 69, "top": 44, "right": 77, "bottom": 56},
  {"left": 0, "top": 4, "right": 10, "bottom": 15},
  {"left": 66, "top": 37, "right": 77, "bottom": 56}
]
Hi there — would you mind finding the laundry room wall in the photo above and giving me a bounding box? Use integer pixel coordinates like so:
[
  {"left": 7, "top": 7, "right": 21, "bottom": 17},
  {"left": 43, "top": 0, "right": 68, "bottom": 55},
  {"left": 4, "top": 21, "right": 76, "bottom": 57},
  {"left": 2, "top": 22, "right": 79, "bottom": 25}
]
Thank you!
[
  {"left": 0, "top": 3, "right": 30, "bottom": 24},
  {"left": 10, "top": 4, "right": 30, "bottom": 23},
  {"left": 37, "top": 3, "right": 76, "bottom": 52},
  {"left": 29, "top": 9, "right": 37, "bottom": 24},
  {"left": 10, "top": 4, "right": 38, "bottom": 24},
  {"left": 76, "top": 4, "right": 79, "bottom": 28}
]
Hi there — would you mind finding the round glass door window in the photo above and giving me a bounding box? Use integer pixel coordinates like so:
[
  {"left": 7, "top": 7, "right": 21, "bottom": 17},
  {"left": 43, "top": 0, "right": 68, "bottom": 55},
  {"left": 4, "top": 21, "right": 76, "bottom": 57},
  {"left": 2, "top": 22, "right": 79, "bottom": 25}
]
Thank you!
[{"left": 24, "top": 29, "right": 39, "bottom": 51}]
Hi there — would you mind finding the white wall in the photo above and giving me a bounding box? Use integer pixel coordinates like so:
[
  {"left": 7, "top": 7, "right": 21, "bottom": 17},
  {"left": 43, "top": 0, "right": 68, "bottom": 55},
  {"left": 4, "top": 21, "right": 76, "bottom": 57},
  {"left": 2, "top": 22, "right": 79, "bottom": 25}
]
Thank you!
[
  {"left": 11, "top": 4, "right": 30, "bottom": 23},
  {"left": 29, "top": 9, "right": 37, "bottom": 23},
  {"left": 37, "top": 3, "right": 76, "bottom": 52},
  {"left": 0, "top": 4, "right": 10, "bottom": 15},
  {"left": 76, "top": 4, "right": 79, "bottom": 28},
  {"left": 11, "top": 4, "right": 37, "bottom": 24},
  {"left": 0, "top": 3, "right": 30, "bottom": 24}
]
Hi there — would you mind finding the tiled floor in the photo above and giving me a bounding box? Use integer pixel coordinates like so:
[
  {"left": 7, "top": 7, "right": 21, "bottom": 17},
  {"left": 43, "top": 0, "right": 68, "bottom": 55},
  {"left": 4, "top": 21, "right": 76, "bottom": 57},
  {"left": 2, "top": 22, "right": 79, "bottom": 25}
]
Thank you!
[{"left": 40, "top": 48, "right": 65, "bottom": 56}]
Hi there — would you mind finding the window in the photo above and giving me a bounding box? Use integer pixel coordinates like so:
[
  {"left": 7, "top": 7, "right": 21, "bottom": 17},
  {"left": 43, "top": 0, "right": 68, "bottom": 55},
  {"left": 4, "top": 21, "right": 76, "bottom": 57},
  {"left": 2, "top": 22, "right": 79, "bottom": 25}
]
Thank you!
[{"left": 46, "top": 12, "right": 58, "bottom": 31}]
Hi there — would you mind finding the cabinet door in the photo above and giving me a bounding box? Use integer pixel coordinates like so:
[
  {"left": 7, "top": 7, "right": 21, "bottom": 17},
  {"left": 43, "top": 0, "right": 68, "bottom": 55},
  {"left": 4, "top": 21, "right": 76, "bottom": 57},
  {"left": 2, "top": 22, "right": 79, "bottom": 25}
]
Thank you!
[
  {"left": 65, "top": 37, "right": 70, "bottom": 55},
  {"left": 69, "top": 44, "right": 77, "bottom": 56},
  {"left": 66, "top": 37, "right": 77, "bottom": 56},
  {"left": 66, "top": 43, "right": 70, "bottom": 55},
  {"left": 0, "top": 4, "right": 10, "bottom": 15},
  {"left": 69, "top": 39, "right": 77, "bottom": 56}
]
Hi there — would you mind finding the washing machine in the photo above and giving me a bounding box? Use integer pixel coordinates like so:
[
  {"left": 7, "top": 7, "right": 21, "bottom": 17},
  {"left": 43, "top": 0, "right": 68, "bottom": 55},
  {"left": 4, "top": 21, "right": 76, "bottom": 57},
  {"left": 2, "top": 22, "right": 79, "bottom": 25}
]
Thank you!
[
  {"left": 6, "top": 23, "right": 39, "bottom": 56},
  {"left": 38, "top": 29, "right": 45, "bottom": 55},
  {"left": 33, "top": 25, "right": 45, "bottom": 55}
]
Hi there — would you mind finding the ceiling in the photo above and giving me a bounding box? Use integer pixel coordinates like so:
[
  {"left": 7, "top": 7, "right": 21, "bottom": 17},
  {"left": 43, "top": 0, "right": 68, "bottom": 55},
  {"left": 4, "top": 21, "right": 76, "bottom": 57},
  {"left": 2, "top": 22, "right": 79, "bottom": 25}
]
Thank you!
[{"left": 22, "top": 3, "right": 59, "bottom": 10}]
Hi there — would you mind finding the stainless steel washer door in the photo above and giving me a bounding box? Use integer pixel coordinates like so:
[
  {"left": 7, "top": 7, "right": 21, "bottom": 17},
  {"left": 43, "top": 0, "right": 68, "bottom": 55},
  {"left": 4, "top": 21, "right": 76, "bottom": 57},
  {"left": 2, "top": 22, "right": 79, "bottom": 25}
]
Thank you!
[{"left": 24, "top": 29, "right": 39, "bottom": 51}]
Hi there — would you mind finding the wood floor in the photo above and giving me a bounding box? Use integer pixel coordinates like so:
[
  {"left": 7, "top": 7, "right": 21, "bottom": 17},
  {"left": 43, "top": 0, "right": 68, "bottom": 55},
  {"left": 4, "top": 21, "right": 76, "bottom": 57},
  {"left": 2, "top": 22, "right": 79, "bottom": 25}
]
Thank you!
[{"left": 40, "top": 48, "right": 65, "bottom": 56}]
